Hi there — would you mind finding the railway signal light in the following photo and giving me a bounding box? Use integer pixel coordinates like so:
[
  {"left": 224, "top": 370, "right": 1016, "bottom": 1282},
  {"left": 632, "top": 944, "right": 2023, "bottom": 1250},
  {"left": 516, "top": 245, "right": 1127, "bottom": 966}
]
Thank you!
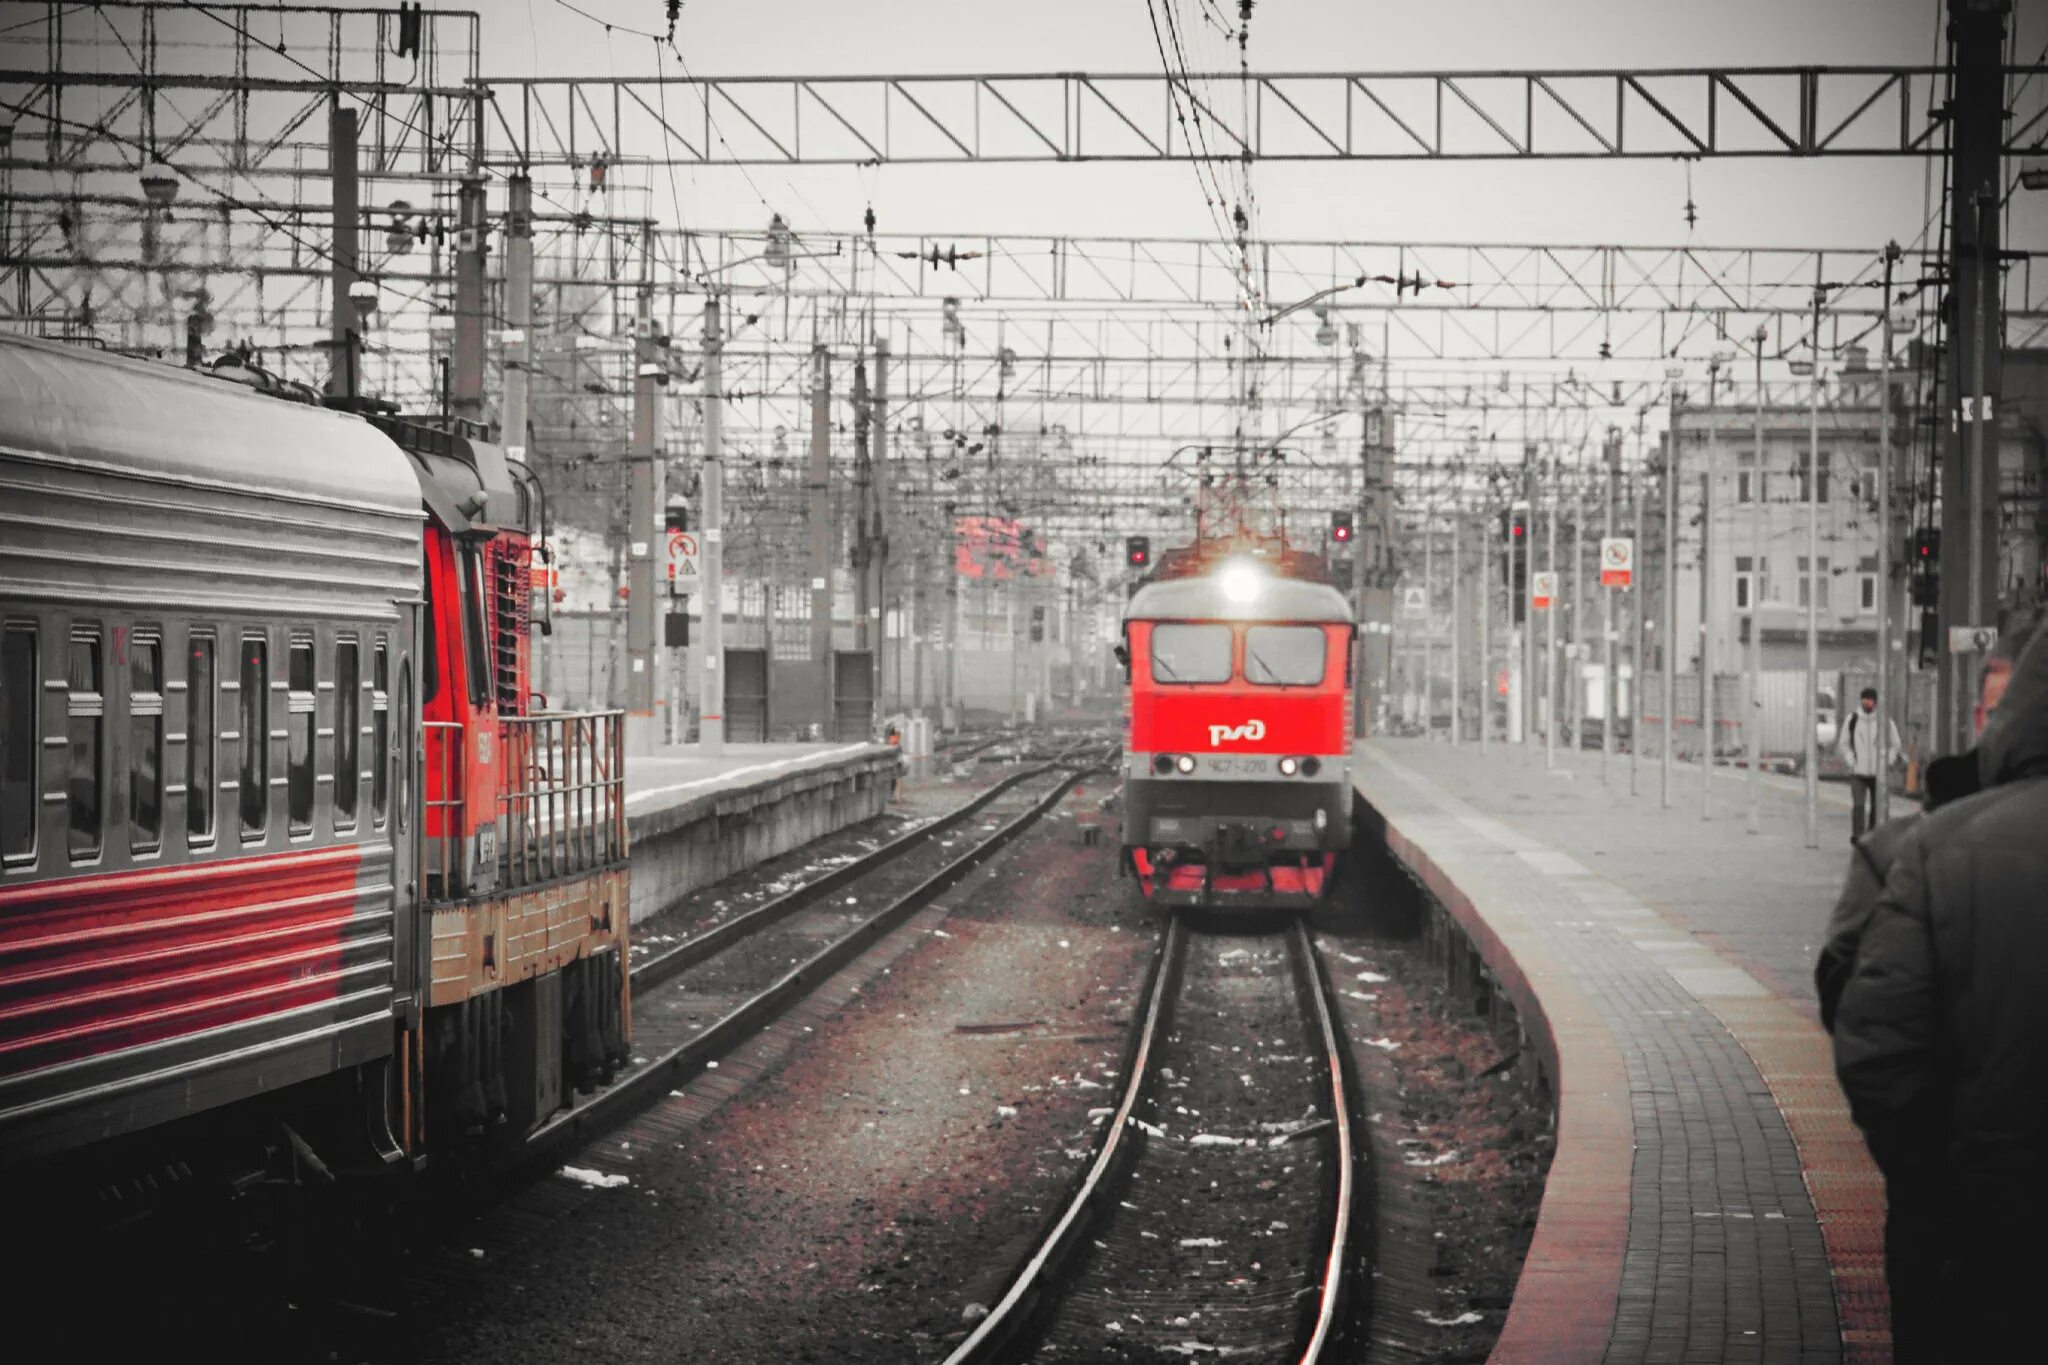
[
  {"left": 1500, "top": 507, "right": 1529, "bottom": 623},
  {"left": 1030, "top": 605, "right": 1046, "bottom": 642},
  {"left": 1908, "top": 526, "right": 1939, "bottom": 606},
  {"left": 1125, "top": 536, "right": 1151, "bottom": 569},
  {"left": 1329, "top": 510, "right": 1354, "bottom": 544}
]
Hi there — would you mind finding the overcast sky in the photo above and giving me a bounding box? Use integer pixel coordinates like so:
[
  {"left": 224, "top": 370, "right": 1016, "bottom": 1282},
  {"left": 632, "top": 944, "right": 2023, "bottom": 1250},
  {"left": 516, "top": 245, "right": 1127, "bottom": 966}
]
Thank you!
[{"left": 504, "top": 0, "right": 2047, "bottom": 256}]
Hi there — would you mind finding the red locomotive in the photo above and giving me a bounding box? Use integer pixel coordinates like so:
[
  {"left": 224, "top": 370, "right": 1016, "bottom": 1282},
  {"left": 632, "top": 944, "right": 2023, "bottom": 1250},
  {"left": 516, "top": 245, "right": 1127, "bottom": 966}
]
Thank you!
[
  {"left": 1119, "top": 540, "right": 1355, "bottom": 909},
  {"left": 0, "top": 333, "right": 629, "bottom": 1175}
]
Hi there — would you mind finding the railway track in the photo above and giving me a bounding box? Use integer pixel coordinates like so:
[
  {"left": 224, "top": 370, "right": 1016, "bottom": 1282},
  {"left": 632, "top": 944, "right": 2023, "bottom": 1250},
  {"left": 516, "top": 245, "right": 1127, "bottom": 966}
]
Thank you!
[
  {"left": 945, "top": 915, "right": 1360, "bottom": 1365},
  {"left": 516, "top": 741, "right": 1109, "bottom": 1169}
]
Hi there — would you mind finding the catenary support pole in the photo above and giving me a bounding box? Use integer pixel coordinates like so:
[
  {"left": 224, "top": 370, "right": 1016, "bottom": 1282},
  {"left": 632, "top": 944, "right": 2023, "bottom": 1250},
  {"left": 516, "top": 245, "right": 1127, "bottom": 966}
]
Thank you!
[
  {"left": 1875, "top": 244, "right": 1899, "bottom": 826},
  {"left": 1748, "top": 333, "right": 1766, "bottom": 835},
  {"left": 1702, "top": 360, "right": 1718, "bottom": 820},
  {"left": 1662, "top": 382, "right": 1679, "bottom": 808},
  {"left": 1804, "top": 287, "right": 1823, "bottom": 849},
  {"left": 700, "top": 296, "right": 726, "bottom": 756},
  {"left": 624, "top": 238, "right": 662, "bottom": 757},
  {"left": 325, "top": 101, "right": 359, "bottom": 400}
]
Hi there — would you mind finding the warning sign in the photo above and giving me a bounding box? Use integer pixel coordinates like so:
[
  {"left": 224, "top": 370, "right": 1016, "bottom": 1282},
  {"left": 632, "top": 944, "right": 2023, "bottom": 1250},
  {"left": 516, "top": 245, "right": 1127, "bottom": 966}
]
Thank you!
[
  {"left": 1531, "top": 571, "right": 1557, "bottom": 610},
  {"left": 666, "top": 530, "right": 701, "bottom": 594},
  {"left": 1599, "top": 537, "right": 1633, "bottom": 588},
  {"left": 1400, "top": 585, "right": 1428, "bottom": 619}
]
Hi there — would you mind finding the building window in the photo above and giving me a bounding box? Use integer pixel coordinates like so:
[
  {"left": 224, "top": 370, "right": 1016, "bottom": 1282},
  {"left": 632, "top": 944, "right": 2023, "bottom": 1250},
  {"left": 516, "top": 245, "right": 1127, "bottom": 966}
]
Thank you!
[
  {"left": 1, "top": 623, "right": 36, "bottom": 866},
  {"left": 187, "top": 634, "right": 216, "bottom": 844},
  {"left": 287, "top": 638, "right": 316, "bottom": 833},
  {"left": 67, "top": 627, "right": 104, "bottom": 860},
  {"left": 240, "top": 633, "right": 269, "bottom": 839},
  {"left": 1736, "top": 454, "right": 1763, "bottom": 505},
  {"left": 335, "top": 640, "right": 360, "bottom": 827},
  {"left": 128, "top": 632, "right": 164, "bottom": 854},
  {"left": 1795, "top": 450, "right": 1831, "bottom": 504},
  {"left": 1734, "top": 556, "right": 1754, "bottom": 611},
  {"left": 1797, "top": 556, "right": 1832, "bottom": 611},
  {"left": 372, "top": 641, "right": 391, "bottom": 826},
  {"left": 1858, "top": 555, "right": 1878, "bottom": 614}
]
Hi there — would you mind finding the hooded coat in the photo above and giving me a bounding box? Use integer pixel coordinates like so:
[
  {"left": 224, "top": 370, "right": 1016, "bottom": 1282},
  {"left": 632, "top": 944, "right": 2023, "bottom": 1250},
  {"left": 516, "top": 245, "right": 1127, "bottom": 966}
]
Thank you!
[{"left": 1832, "top": 625, "right": 2048, "bottom": 1219}]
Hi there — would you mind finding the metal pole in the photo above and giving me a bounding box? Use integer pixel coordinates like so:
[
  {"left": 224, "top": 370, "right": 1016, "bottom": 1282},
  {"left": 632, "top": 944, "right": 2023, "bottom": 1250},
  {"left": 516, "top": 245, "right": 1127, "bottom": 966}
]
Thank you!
[
  {"left": 873, "top": 336, "right": 890, "bottom": 721},
  {"left": 623, "top": 238, "right": 662, "bottom": 757},
  {"left": 324, "top": 101, "right": 359, "bottom": 401},
  {"left": 1702, "top": 362, "right": 1718, "bottom": 820},
  {"left": 1545, "top": 443, "right": 1558, "bottom": 771},
  {"left": 1965, "top": 190, "right": 1993, "bottom": 740},
  {"left": 1748, "top": 335, "right": 1765, "bottom": 835},
  {"left": 1632, "top": 417, "right": 1648, "bottom": 796},
  {"left": 1804, "top": 288, "right": 1823, "bottom": 849},
  {"left": 1480, "top": 508, "right": 1491, "bottom": 753},
  {"left": 502, "top": 174, "right": 537, "bottom": 699},
  {"left": 808, "top": 345, "right": 832, "bottom": 732},
  {"left": 1423, "top": 510, "right": 1435, "bottom": 737},
  {"left": 1450, "top": 511, "right": 1462, "bottom": 746},
  {"left": 1571, "top": 448, "right": 1586, "bottom": 761},
  {"left": 1663, "top": 384, "right": 1679, "bottom": 808},
  {"left": 1875, "top": 244, "right": 1899, "bottom": 825},
  {"left": 700, "top": 296, "right": 726, "bottom": 757},
  {"left": 450, "top": 176, "right": 487, "bottom": 422},
  {"left": 1602, "top": 430, "right": 1616, "bottom": 782}
]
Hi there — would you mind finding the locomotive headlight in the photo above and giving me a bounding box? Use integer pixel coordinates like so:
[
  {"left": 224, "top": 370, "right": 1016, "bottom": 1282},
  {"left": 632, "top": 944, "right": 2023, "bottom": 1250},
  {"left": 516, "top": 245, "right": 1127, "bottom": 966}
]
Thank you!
[
  {"left": 1175, "top": 754, "right": 1197, "bottom": 775},
  {"left": 1278, "top": 756, "right": 1300, "bottom": 776},
  {"left": 1152, "top": 754, "right": 1175, "bottom": 775},
  {"left": 1219, "top": 558, "right": 1263, "bottom": 605}
]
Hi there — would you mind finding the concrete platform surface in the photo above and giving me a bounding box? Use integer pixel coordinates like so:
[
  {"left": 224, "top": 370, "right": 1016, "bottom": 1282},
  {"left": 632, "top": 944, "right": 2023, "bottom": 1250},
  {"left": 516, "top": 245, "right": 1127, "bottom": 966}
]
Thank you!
[
  {"left": 626, "top": 742, "right": 882, "bottom": 812},
  {"left": 1354, "top": 737, "right": 1887, "bottom": 1365}
]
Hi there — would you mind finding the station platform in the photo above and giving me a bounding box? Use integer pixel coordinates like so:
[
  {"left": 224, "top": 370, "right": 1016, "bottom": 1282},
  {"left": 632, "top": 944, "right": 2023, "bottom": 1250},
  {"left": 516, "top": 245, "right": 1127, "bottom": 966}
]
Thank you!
[
  {"left": 1353, "top": 737, "right": 1885, "bottom": 1365},
  {"left": 623, "top": 741, "right": 903, "bottom": 925}
]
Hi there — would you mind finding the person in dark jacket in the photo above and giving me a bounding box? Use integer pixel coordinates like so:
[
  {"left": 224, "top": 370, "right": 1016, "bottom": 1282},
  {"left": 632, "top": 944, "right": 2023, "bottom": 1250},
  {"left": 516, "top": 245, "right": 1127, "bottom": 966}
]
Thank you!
[
  {"left": 1814, "top": 630, "right": 2030, "bottom": 1032},
  {"left": 1832, "top": 624, "right": 2048, "bottom": 1362}
]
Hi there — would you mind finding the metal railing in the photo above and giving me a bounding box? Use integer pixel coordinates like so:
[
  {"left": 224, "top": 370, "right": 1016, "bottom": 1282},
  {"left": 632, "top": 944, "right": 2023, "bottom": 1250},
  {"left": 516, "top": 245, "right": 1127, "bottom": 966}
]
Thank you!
[
  {"left": 423, "top": 712, "right": 626, "bottom": 902},
  {"left": 424, "top": 720, "right": 467, "bottom": 901},
  {"left": 498, "top": 710, "right": 626, "bottom": 890}
]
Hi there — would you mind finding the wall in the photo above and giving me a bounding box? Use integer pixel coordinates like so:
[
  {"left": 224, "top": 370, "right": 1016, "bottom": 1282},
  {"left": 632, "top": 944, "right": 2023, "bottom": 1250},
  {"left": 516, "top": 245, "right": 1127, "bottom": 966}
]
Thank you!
[{"left": 624, "top": 747, "right": 901, "bottom": 925}]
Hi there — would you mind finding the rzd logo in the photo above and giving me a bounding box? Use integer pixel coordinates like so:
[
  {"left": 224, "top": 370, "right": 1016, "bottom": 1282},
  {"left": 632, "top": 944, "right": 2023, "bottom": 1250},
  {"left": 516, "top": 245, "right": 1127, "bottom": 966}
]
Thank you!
[{"left": 1207, "top": 719, "right": 1266, "bottom": 746}]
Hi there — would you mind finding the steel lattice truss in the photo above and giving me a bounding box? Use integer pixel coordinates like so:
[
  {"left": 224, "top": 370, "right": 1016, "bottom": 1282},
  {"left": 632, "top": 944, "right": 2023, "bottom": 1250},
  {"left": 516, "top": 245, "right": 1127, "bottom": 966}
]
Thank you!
[
  {"left": 481, "top": 67, "right": 2048, "bottom": 167},
  {"left": 0, "top": 5, "right": 1982, "bottom": 583}
]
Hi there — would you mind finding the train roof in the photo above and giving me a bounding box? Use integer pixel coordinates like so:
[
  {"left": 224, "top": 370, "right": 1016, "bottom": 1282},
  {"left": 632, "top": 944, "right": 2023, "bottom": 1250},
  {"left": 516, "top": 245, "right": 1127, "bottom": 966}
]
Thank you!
[
  {"left": 0, "top": 332, "right": 422, "bottom": 516},
  {"left": 1125, "top": 571, "right": 1354, "bottom": 624}
]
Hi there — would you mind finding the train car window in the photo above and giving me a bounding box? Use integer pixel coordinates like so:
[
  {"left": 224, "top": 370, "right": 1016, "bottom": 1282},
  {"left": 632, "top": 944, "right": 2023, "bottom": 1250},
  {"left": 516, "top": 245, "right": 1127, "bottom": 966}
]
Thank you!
[
  {"left": 395, "top": 663, "right": 412, "bottom": 834},
  {"left": 239, "top": 634, "right": 268, "bottom": 839},
  {"left": 462, "top": 548, "right": 491, "bottom": 710},
  {"left": 1148, "top": 624, "right": 1232, "bottom": 685},
  {"left": 1, "top": 623, "right": 36, "bottom": 866},
  {"left": 334, "top": 640, "right": 360, "bottom": 827},
  {"left": 128, "top": 633, "right": 164, "bottom": 854},
  {"left": 67, "top": 628, "right": 104, "bottom": 860},
  {"left": 371, "top": 642, "right": 390, "bottom": 826},
  {"left": 287, "top": 639, "right": 315, "bottom": 834},
  {"left": 1244, "top": 626, "right": 1326, "bottom": 687},
  {"left": 187, "top": 635, "right": 216, "bottom": 844}
]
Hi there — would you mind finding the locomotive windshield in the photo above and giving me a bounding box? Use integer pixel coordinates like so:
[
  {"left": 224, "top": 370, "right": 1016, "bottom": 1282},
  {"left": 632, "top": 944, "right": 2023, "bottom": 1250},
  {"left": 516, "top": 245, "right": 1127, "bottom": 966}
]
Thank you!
[
  {"left": 1150, "top": 623, "right": 1232, "bottom": 684},
  {"left": 1244, "top": 625, "right": 1326, "bottom": 686}
]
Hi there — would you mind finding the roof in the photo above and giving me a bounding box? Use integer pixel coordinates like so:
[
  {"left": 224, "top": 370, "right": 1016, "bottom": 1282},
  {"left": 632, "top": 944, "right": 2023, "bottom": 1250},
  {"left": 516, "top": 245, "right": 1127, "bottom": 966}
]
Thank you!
[
  {"left": 0, "top": 333, "right": 421, "bottom": 516},
  {"left": 1125, "top": 571, "right": 1354, "bottom": 624},
  {"left": 0, "top": 334, "right": 422, "bottom": 617}
]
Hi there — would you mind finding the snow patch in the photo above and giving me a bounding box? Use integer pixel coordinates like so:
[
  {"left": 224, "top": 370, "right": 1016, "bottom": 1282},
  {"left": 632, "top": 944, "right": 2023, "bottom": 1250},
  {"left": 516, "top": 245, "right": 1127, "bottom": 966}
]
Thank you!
[{"left": 558, "top": 1165, "right": 630, "bottom": 1189}]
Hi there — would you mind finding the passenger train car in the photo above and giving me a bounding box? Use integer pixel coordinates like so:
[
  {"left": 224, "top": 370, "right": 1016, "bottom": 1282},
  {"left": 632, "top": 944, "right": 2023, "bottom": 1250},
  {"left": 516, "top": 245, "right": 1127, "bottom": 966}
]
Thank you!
[
  {"left": 0, "top": 333, "right": 629, "bottom": 1175},
  {"left": 1119, "top": 543, "right": 1355, "bottom": 910}
]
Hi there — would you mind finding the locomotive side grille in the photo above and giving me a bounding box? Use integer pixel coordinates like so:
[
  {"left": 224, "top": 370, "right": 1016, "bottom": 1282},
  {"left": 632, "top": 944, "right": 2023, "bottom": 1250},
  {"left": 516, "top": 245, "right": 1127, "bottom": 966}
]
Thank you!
[{"left": 490, "top": 544, "right": 528, "bottom": 714}]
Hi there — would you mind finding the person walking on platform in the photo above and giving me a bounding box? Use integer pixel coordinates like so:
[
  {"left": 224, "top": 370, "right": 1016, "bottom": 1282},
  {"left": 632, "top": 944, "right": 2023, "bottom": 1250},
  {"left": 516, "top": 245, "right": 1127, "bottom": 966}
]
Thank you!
[
  {"left": 1837, "top": 686, "right": 1901, "bottom": 840},
  {"left": 1833, "top": 625, "right": 2048, "bottom": 1363}
]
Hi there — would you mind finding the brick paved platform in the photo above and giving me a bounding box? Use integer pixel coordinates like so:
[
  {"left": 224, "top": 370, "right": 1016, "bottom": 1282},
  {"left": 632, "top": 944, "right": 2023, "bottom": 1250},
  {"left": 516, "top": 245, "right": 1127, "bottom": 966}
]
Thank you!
[{"left": 1354, "top": 738, "right": 1886, "bottom": 1365}]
